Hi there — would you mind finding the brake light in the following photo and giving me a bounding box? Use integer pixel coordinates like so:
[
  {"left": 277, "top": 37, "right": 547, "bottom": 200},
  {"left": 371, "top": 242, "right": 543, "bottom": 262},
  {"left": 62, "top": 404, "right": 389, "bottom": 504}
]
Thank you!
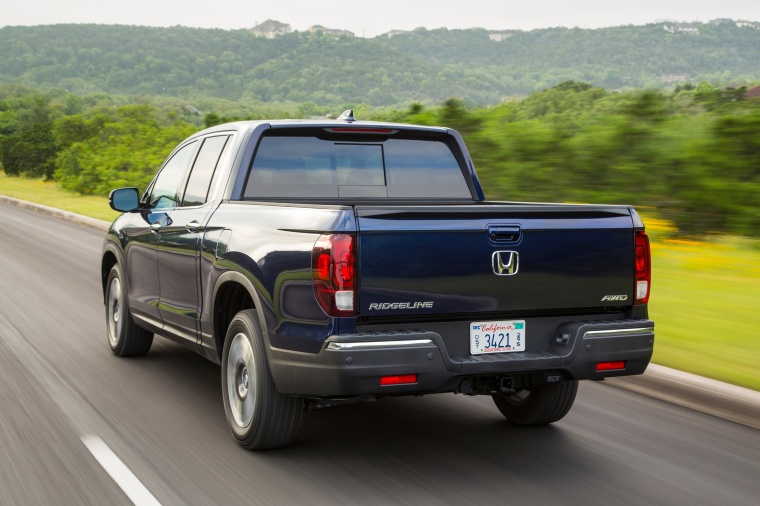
[
  {"left": 312, "top": 234, "right": 357, "bottom": 317},
  {"left": 327, "top": 127, "right": 396, "bottom": 134},
  {"left": 635, "top": 231, "right": 651, "bottom": 304}
]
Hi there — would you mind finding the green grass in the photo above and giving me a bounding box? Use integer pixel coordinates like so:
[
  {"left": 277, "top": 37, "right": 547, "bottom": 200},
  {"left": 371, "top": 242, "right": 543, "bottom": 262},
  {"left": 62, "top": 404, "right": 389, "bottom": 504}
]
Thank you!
[
  {"left": 1, "top": 172, "right": 758, "bottom": 390},
  {"left": 648, "top": 236, "right": 760, "bottom": 390},
  {"left": 0, "top": 171, "right": 119, "bottom": 222}
]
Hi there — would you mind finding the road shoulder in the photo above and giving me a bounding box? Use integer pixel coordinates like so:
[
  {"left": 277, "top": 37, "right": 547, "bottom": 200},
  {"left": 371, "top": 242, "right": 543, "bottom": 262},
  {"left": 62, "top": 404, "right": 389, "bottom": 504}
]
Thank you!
[{"left": 605, "top": 364, "right": 760, "bottom": 429}]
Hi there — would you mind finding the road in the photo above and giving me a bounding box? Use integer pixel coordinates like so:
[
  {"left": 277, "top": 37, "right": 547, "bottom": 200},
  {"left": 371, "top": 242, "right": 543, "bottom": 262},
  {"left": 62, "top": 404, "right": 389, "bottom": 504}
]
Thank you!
[{"left": 1, "top": 201, "right": 758, "bottom": 505}]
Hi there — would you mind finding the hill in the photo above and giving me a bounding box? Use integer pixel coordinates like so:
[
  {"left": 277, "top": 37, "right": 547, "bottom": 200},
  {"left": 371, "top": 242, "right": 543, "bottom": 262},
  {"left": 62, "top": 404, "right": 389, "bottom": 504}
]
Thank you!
[{"left": 1, "top": 23, "right": 759, "bottom": 107}]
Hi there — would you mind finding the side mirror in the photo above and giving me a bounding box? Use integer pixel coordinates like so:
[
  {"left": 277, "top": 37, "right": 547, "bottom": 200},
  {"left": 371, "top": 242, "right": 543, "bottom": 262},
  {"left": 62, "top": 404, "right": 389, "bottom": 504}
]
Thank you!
[{"left": 109, "top": 187, "right": 140, "bottom": 212}]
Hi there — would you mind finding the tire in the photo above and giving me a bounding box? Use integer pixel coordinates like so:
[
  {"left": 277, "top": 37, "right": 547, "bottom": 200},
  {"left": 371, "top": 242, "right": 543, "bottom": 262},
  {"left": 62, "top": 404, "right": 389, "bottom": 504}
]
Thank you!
[
  {"left": 105, "top": 264, "right": 153, "bottom": 357},
  {"left": 221, "top": 309, "right": 303, "bottom": 450},
  {"left": 492, "top": 380, "right": 579, "bottom": 425}
]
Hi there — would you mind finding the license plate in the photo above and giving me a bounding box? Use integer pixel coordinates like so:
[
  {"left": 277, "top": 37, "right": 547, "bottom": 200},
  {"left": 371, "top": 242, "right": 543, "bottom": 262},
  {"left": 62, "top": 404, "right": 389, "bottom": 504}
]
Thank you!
[{"left": 470, "top": 320, "right": 526, "bottom": 355}]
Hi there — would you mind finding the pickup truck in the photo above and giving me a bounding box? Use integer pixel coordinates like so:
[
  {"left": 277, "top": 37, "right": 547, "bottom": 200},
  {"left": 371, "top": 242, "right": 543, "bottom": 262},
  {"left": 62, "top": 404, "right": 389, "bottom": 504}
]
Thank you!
[{"left": 103, "top": 111, "right": 654, "bottom": 450}]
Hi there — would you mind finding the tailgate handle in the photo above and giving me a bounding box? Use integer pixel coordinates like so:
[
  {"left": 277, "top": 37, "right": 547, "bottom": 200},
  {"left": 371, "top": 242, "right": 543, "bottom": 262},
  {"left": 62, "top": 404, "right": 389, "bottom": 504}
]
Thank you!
[{"left": 488, "top": 225, "right": 521, "bottom": 243}]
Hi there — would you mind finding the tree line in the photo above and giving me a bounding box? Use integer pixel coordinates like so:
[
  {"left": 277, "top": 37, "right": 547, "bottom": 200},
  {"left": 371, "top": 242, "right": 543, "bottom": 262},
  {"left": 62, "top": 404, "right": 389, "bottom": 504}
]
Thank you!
[
  {"left": 0, "top": 82, "right": 758, "bottom": 237},
  {"left": 1, "top": 23, "right": 759, "bottom": 107}
]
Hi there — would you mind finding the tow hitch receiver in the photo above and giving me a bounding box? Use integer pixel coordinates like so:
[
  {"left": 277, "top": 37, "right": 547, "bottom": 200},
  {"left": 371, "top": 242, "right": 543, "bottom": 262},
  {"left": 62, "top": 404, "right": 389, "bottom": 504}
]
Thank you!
[{"left": 499, "top": 377, "right": 515, "bottom": 393}]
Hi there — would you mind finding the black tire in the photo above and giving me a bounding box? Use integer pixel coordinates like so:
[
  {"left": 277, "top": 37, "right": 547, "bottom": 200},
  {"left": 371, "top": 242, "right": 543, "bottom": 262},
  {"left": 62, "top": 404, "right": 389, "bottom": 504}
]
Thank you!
[
  {"left": 492, "top": 380, "right": 579, "bottom": 425},
  {"left": 221, "top": 309, "right": 303, "bottom": 450},
  {"left": 105, "top": 264, "right": 153, "bottom": 357}
]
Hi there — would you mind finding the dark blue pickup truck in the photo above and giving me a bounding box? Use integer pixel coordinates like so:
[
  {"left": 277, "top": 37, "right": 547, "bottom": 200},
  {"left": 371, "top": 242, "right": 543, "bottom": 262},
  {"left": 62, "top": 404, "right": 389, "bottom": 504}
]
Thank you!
[{"left": 102, "top": 111, "right": 654, "bottom": 449}]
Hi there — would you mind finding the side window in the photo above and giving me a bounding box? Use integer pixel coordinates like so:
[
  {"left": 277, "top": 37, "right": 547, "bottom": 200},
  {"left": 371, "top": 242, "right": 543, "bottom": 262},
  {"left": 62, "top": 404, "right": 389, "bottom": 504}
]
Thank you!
[
  {"left": 148, "top": 141, "right": 197, "bottom": 209},
  {"left": 182, "top": 135, "right": 230, "bottom": 207}
]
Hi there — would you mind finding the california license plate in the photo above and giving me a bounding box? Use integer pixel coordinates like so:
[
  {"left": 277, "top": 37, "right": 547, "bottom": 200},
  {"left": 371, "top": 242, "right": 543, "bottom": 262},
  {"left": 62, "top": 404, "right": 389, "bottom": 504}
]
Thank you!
[{"left": 470, "top": 320, "right": 526, "bottom": 355}]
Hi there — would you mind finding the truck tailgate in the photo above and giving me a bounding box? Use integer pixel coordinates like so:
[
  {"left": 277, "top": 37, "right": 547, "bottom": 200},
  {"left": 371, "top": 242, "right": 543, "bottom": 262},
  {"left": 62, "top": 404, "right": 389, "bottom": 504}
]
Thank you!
[{"left": 356, "top": 204, "right": 636, "bottom": 317}]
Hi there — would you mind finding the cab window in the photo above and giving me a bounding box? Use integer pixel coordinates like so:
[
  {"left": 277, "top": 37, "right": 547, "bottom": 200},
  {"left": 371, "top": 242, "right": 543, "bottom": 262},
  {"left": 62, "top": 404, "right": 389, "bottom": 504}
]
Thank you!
[
  {"left": 147, "top": 141, "right": 197, "bottom": 209},
  {"left": 182, "top": 135, "right": 230, "bottom": 207}
]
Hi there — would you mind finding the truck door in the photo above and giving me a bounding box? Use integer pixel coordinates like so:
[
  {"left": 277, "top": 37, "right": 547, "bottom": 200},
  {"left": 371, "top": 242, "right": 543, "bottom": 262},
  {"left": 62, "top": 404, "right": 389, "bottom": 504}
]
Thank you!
[
  {"left": 156, "top": 134, "right": 231, "bottom": 349},
  {"left": 125, "top": 140, "right": 198, "bottom": 327}
]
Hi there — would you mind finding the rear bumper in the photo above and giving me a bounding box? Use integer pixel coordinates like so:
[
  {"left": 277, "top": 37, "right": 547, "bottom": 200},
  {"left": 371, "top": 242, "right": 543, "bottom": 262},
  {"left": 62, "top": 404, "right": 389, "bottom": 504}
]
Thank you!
[{"left": 268, "top": 319, "right": 654, "bottom": 397}]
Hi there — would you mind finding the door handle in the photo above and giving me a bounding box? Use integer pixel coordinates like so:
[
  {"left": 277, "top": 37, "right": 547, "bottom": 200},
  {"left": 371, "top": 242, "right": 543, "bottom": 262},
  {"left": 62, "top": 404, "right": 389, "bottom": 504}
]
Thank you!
[
  {"left": 150, "top": 222, "right": 161, "bottom": 233},
  {"left": 186, "top": 220, "right": 202, "bottom": 233},
  {"left": 488, "top": 225, "right": 521, "bottom": 243}
]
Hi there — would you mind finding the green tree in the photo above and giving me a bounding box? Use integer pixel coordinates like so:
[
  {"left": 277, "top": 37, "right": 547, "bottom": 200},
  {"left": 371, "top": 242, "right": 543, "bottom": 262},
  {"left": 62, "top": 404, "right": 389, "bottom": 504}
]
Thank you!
[
  {"left": 0, "top": 96, "right": 60, "bottom": 178},
  {"left": 54, "top": 104, "right": 197, "bottom": 194}
]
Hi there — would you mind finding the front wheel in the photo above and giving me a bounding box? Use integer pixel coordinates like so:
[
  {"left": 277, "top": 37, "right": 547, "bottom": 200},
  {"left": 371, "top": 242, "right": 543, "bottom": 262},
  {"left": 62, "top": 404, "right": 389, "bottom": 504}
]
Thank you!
[
  {"left": 221, "top": 309, "right": 303, "bottom": 450},
  {"left": 492, "top": 380, "right": 578, "bottom": 425},
  {"left": 105, "top": 264, "right": 153, "bottom": 357}
]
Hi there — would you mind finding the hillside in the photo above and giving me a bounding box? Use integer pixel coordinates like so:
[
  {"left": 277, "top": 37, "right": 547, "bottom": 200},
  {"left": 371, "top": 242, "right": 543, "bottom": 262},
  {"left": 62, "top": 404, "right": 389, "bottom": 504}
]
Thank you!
[{"left": 1, "top": 23, "right": 759, "bottom": 107}]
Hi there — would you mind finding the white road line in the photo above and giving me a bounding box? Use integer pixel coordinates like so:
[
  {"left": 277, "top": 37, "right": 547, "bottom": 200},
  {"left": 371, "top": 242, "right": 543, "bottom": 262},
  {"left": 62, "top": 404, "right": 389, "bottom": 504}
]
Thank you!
[{"left": 81, "top": 435, "right": 162, "bottom": 506}]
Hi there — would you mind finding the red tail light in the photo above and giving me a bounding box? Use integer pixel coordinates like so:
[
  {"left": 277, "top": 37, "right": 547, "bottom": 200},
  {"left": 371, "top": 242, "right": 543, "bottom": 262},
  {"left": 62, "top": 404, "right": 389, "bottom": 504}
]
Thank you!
[
  {"left": 312, "top": 234, "right": 357, "bottom": 317},
  {"left": 635, "top": 231, "right": 651, "bottom": 304}
]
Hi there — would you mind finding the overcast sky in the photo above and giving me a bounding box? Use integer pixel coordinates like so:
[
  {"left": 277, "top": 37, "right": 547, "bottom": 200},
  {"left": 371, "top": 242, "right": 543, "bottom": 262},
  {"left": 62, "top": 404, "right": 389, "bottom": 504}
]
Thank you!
[{"left": 2, "top": 0, "right": 757, "bottom": 37}]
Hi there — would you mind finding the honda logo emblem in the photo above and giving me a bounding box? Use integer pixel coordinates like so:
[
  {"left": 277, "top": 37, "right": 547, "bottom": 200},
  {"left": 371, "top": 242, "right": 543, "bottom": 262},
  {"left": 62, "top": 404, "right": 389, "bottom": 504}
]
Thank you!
[{"left": 492, "top": 251, "right": 519, "bottom": 275}]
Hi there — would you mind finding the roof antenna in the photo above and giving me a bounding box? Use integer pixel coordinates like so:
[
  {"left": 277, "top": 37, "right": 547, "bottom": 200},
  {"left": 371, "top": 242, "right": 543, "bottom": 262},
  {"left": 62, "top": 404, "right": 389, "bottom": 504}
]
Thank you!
[{"left": 337, "top": 109, "right": 356, "bottom": 122}]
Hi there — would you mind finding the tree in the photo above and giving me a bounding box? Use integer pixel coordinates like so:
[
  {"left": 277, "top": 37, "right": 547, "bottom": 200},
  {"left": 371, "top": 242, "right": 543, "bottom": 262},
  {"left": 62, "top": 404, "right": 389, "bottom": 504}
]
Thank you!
[
  {"left": 54, "top": 104, "right": 197, "bottom": 194},
  {"left": 0, "top": 96, "right": 60, "bottom": 178}
]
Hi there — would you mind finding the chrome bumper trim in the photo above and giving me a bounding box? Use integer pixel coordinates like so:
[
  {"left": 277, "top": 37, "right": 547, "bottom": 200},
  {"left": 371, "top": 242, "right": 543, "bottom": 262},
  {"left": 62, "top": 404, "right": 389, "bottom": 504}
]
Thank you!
[
  {"left": 326, "top": 339, "right": 436, "bottom": 350},
  {"left": 584, "top": 327, "right": 654, "bottom": 338}
]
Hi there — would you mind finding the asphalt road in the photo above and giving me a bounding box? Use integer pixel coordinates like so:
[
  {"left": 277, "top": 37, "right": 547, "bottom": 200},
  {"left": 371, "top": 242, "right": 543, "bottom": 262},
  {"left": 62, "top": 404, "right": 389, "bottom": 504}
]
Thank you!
[{"left": 1, "top": 201, "right": 758, "bottom": 506}]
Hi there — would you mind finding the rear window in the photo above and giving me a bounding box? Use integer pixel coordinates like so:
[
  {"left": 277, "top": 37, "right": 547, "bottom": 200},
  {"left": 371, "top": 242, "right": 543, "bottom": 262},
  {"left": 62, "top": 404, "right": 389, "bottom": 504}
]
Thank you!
[{"left": 243, "top": 135, "right": 471, "bottom": 199}]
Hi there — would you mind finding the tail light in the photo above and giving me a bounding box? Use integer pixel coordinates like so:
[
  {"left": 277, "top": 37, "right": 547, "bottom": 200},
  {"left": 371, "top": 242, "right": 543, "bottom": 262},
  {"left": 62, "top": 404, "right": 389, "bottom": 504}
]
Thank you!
[
  {"left": 635, "top": 231, "right": 651, "bottom": 304},
  {"left": 312, "top": 234, "right": 357, "bottom": 317}
]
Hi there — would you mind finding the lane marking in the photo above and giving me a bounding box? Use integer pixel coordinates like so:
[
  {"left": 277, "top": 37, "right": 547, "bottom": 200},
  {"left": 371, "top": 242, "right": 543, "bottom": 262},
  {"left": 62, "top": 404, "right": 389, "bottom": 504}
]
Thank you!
[{"left": 81, "top": 435, "right": 162, "bottom": 506}]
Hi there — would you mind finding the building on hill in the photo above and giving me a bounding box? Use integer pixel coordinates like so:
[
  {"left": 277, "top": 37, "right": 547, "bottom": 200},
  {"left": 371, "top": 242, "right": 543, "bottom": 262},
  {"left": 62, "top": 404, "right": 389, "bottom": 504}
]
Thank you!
[
  {"left": 735, "top": 20, "right": 760, "bottom": 29},
  {"left": 250, "top": 20, "right": 292, "bottom": 38},
  {"left": 710, "top": 18, "right": 735, "bottom": 26},
  {"left": 308, "top": 25, "right": 354, "bottom": 38},
  {"left": 488, "top": 30, "right": 520, "bottom": 41},
  {"left": 381, "top": 30, "right": 409, "bottom": 38},
  {"left": 661, "top": 74, "right": 689, "bottom": 83},
  {"left": 710, "top": 18, "right": 760, "bottom": 29},
  {"left": 663, "top": 23, "right": 699, "bottom": 34}
]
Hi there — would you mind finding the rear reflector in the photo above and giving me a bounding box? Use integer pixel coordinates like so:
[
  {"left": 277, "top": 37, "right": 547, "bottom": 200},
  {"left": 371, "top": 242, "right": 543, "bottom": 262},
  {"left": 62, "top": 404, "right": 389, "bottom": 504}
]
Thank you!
[
  {"left": 380, "top": 374, "right": 418, "bottom": 386},
  {"left": 596, "top": 361, "right": 626, "bottom": 372}
]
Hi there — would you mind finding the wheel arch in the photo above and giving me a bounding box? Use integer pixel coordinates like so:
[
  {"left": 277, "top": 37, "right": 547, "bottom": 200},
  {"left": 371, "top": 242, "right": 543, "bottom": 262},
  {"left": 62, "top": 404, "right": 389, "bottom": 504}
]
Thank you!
[
  {"left": 101, "top": 244, "right": 123, "bottom": 304},
  {"left": 211, "top": 271, "right": 269, "bottom": 361}
]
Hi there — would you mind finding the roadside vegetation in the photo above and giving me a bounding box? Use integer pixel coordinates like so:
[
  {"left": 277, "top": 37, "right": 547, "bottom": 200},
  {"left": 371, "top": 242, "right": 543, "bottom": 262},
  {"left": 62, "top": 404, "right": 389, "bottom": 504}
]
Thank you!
[
  {"left": 0, "top": 170, "right": 117, "bottom": 221},
  {"left": 1, "top": 81, "right": 758, "bottom": 390},
  {"left": 1, "top": 82, "right": 759, "bottom": 237},
  {"left": 644, "top": 218, "right": 760, "bottom": 390}
]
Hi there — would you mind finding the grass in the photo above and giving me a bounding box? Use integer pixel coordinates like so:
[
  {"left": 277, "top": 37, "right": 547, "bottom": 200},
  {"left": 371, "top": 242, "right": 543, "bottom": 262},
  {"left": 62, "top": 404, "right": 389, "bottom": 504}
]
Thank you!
[
  {"left": 1, "top": 172, "right": 758, "bottom": 390},
  {"left": 0, "top": 171, "right": 119, "bottom": 222},
  {"left": 647, "top": 234, "right": 760, "bottom": 390}
]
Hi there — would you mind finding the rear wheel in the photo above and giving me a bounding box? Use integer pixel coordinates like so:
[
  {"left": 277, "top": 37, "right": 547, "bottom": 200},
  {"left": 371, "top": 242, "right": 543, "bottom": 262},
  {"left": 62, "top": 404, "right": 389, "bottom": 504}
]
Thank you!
[
  {"left": 492, "top": 380, "right": 578, "bottom": 425},
  {"left": 105, "top": 264, "right": 153, "bottom": 357},
  {"left": 221, "top": 309, "right": 303, "bottom": 450}
]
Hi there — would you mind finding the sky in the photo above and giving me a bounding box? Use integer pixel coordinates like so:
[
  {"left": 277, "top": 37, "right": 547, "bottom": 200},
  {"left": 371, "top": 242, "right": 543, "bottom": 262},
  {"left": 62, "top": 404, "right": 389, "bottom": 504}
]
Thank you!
[{"left": 1, "top": 0, "right": 758, "bottom": 37}]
